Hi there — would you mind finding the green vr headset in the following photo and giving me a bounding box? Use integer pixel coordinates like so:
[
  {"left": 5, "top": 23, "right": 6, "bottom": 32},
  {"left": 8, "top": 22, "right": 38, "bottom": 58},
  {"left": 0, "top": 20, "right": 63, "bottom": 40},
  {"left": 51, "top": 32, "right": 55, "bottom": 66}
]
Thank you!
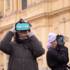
[{"left": 15, "top": 22, "right": 31, "bottom": 31}]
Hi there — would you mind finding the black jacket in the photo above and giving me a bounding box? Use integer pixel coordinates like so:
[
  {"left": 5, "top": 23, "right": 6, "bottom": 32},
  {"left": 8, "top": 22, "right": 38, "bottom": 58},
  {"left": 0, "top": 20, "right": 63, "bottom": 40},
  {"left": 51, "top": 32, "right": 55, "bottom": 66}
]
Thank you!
[
  {"left": 0, "top": 31, "right": 45, "bottom": 70},
  {"left": 46, "top": 46, "right": 69, "bottom": 70}
]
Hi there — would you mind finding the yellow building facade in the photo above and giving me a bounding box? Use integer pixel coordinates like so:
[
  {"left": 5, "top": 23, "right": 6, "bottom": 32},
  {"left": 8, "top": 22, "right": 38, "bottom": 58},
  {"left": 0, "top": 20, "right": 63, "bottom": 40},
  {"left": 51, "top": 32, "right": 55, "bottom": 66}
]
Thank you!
[{"left": 0, "top": 0, "right": 70, "bottom": 70}]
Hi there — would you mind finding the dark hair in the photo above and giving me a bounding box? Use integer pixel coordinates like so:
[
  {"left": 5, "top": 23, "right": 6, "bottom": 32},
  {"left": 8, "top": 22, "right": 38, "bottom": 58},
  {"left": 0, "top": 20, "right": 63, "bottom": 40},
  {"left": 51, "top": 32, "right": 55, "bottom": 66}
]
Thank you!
[
  {"left": 17, "top": 19, "right": 25, "bottom": 23},
  {"left": 17, "top": 19, "right": 32, "bottom": 26}
]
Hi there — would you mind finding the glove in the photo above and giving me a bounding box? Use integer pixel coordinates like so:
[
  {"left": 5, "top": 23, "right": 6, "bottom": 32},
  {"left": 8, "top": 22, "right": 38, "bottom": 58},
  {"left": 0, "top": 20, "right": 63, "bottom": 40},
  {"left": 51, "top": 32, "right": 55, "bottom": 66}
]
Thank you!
[
  {"left": 27, "top": 32, "right": 34, "bottom": 37},
  {"left": 10, "top": 25, "right": 16, "bottom": 33}
]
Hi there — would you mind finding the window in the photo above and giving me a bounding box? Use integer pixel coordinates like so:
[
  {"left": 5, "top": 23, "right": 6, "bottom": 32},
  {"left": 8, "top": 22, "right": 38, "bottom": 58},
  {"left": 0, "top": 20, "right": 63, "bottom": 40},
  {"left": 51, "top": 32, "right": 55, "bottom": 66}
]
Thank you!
[{"left": 22, "top": 0, "right": 27, "bottom": 10}]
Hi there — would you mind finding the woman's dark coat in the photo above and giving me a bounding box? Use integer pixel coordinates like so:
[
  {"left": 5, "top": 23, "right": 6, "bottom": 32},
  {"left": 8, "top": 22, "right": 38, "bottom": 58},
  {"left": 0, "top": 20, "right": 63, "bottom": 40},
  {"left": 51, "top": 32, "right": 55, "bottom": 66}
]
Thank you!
[{"left": 46, "top": 46, "right": 69, "bottom": 70}]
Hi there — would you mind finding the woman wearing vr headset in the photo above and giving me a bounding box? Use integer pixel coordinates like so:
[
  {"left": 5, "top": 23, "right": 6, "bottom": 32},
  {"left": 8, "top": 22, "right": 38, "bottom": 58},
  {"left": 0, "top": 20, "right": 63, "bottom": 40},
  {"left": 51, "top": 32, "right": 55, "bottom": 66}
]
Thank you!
[
  {"left": 0, "top": 19, "right": 45, "bottom": 70},
  {"left": 56, "top": 35, "right": 69, "bottom": 70},
  {"left": 46, "top": 33, "right": 69, "bottom": 70}
]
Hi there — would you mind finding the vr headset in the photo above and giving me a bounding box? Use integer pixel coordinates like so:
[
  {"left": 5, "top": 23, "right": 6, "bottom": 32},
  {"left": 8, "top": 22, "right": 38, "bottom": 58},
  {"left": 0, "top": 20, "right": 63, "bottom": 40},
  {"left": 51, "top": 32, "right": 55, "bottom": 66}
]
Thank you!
[
  {"left": 56, "top": 35, "right": 65, "bottom": 46},
  {"left": 15, "top": 22, "right": 31, "bottom": 31}
]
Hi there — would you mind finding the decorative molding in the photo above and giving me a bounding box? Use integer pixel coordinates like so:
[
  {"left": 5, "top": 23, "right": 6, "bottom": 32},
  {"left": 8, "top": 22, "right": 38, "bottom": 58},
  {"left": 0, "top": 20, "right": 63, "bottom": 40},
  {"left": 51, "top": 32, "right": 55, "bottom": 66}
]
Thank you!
[
  {"left": 25, "top": 6, "right": 70, "bottom": 21},
  {"left": 60, "top": 17, "right": 70, "bottom": 24},
  {"left": 0, "top": 24, "right": 13, "bottom": 32}
]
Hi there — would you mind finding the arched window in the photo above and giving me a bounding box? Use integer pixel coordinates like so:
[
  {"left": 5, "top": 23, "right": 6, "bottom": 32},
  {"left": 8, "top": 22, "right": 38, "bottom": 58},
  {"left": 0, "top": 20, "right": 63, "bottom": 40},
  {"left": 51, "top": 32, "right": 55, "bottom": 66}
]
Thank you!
[{"left": 22, "top": 0, "right": 27, "bottom": 10}]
